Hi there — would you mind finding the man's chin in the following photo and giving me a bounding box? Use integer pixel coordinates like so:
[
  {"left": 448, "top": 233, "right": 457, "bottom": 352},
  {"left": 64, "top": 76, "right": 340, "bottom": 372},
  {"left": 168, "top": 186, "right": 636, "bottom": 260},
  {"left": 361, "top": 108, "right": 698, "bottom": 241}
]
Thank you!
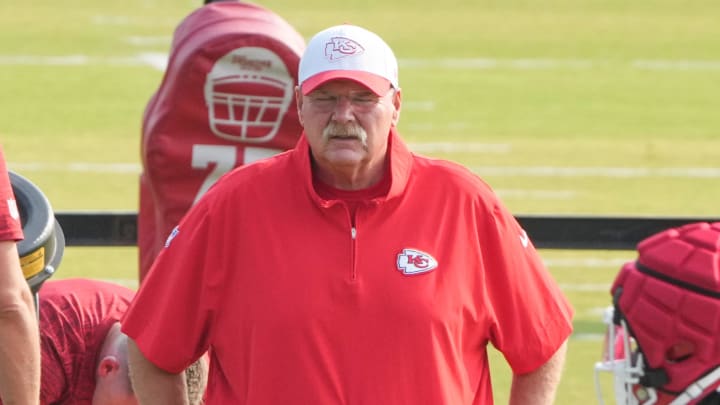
[
  {"left": 327, "top": 136, "right": 364, "bottom": 146},
  {"left": 324, "top": 149, "right": 365, "bottom": 166}
]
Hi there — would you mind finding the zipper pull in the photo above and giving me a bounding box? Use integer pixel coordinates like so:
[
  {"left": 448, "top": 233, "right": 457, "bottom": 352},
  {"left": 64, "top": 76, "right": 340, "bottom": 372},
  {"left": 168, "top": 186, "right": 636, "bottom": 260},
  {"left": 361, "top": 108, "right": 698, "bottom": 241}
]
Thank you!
[{"left": 351, "top": 227, "right": 357, "bottom": 239}]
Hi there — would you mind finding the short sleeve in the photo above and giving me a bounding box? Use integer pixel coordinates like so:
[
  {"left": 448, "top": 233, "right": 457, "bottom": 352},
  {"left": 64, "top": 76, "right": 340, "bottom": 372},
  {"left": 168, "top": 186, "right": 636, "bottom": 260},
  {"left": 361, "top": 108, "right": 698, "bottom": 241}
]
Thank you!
[
  {"left": 482, "top": 201, "right": 574, "bottom": 375},
  {"left": 0, "top": 146, "right": 23, "bottom": 241},
  {"left": 122, "top": 199, "right": 218, "bottom": 373}
]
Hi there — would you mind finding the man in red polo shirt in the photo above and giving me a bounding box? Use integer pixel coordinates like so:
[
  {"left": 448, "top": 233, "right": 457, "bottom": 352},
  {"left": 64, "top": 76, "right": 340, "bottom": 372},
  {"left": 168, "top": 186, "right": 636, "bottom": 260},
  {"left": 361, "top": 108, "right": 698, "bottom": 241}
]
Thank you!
[
  {"left": 124, "top": 24, "right": 573, "bottom": 404},
  {"left": 0, "top": 145, "right": 40, "bottom": 405}
]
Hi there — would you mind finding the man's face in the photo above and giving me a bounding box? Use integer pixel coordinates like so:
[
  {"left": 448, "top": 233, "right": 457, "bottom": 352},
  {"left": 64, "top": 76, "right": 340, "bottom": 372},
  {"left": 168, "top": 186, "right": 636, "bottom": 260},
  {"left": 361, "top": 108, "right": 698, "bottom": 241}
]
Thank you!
[{"left": 296, "top": 79, "right": 401, "bottom": 173}]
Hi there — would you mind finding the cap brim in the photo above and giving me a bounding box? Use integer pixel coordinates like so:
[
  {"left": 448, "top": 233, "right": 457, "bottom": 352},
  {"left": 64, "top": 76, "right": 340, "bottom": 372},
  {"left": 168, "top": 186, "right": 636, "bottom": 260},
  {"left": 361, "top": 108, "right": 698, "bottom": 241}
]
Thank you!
[{"left": 301, "top": 70, "right": 391, "bottom": 96}]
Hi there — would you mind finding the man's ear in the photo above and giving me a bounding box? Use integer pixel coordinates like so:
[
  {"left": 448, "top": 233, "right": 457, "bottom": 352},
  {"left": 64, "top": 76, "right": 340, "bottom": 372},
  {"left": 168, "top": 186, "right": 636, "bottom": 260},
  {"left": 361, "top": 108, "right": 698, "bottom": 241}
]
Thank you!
[
  {"left": 295, "top": 86, "right": 304, "bottom": 126},
  {"left": 97, "top": 355, "right": 120, "bottom": 377},
  {"left": 391, "top": 88, "right": 402, "bottom": 126}
]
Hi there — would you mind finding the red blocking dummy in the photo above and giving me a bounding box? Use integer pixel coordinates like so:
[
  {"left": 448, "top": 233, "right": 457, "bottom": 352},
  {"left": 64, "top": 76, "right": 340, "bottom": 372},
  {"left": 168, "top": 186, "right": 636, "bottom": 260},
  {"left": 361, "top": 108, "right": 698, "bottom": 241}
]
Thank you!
[{"left": 139, "top": 1, "right": 305, "bottom": 281}]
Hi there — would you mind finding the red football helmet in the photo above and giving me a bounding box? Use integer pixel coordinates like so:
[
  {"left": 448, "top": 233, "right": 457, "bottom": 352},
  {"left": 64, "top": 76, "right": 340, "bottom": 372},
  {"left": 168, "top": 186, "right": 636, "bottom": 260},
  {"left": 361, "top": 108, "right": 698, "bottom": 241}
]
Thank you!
[{"left": 595, "top": 222, "right": 720, "bottom": 405}]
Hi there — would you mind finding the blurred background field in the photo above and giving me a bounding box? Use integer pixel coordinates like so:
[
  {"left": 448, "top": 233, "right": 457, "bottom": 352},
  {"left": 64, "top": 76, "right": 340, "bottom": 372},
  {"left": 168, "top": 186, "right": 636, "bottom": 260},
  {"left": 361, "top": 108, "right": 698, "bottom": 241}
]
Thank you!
[{"left": 1, "top": 0, "right": 719, "bottom": 403}]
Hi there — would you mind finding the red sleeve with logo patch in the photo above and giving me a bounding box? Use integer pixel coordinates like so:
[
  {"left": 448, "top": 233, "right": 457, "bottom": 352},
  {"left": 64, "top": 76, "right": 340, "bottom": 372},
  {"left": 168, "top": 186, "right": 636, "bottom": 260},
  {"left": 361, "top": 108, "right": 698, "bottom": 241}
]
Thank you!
[
  {"left": 0, "top": 146, "right": 22, "bottom": 241},
  {"left": 124, "top": 197, "right": 218, "bottom": 373}
]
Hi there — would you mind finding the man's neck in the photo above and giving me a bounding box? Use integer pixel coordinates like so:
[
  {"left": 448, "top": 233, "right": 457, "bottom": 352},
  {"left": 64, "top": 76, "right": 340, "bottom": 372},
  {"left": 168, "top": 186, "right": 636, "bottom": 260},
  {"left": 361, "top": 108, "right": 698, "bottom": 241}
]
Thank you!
[{"left": 312, "top": 156, "right": 388, "bottom": 191}]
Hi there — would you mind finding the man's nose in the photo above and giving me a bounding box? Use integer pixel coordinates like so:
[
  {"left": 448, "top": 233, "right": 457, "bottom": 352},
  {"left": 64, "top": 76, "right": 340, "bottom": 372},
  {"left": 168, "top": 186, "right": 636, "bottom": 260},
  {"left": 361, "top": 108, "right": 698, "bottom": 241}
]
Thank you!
[{"left": 331, "top": 96, "right": 355, "bottom": 121}]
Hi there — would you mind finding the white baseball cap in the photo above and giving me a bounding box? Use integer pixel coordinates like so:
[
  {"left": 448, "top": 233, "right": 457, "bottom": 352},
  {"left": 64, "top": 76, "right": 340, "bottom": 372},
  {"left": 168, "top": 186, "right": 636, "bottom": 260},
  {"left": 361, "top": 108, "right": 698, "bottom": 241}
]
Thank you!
[{"left": 298, "top": 24, "right": 399, "bottom": 96}]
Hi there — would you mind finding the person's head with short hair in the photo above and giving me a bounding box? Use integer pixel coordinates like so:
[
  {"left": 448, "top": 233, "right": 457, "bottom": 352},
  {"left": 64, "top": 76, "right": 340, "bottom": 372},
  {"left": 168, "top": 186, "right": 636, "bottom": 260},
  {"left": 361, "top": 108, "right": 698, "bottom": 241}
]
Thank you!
[
  {"left": 92, "top": 322, "right": 208, "bottom": 405},
  {"left": 595, "top": 222, "right": 720, "bottom": 405},
  {"left": 295, "top": 24, "right": 402, "bottom": 191}
]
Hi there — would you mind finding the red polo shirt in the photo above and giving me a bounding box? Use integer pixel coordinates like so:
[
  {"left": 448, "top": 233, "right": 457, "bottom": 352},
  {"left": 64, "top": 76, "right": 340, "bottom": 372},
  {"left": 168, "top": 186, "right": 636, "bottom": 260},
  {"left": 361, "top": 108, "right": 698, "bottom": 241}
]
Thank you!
[{"left": 123, "top": 129, "right": 573, "bottom": 404}]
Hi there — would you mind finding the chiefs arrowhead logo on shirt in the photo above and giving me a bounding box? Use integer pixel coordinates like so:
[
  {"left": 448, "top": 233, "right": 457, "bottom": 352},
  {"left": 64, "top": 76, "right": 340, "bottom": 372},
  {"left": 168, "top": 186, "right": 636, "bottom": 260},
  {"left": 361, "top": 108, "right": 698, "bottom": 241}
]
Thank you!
[{"left": 396, "top": 249, "right": 438, "bottom": 276}]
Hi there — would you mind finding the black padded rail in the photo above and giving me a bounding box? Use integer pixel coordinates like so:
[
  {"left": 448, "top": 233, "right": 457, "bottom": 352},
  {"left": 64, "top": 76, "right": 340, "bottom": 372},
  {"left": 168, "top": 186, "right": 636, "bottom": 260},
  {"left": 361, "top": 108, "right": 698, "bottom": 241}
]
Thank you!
[
  {"left": 55, "top": 212, "right": 719, "bottom": 250},
  {"left": 56, "top": 211, "right": 138, "bottom": 247},
  {"left": 517, "top": 215, "right": 719, "bottom": 250}
]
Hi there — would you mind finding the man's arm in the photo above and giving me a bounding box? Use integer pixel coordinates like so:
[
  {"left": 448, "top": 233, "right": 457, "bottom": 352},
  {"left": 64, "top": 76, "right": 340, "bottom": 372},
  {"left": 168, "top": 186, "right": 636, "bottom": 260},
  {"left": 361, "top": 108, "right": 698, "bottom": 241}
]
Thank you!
[
  {"left": 127, "top": 338, "right": 189, "bottom": 405},
  {"left": 508, "top": 339, "right": 568, "bottom": 405},
  {"left": 0, "top": 240, "right": 40, "bottom": 405}
]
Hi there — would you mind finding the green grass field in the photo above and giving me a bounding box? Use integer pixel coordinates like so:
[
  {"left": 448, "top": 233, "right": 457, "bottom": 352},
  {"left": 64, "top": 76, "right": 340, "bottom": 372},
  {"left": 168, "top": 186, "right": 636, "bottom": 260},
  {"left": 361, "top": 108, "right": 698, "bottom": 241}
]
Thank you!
[{"left": 2, "top": 0, "right": 720, "bottom": 403}]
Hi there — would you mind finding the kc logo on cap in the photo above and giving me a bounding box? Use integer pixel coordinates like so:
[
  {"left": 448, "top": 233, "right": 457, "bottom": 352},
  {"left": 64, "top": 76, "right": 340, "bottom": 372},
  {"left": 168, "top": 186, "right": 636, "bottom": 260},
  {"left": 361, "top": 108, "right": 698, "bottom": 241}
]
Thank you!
[
  {"left": 299, "top": 24, "right": 399, "bottom": 96},
  {"left": 324, "top": 37, "right": 365, "bottom": 61}
]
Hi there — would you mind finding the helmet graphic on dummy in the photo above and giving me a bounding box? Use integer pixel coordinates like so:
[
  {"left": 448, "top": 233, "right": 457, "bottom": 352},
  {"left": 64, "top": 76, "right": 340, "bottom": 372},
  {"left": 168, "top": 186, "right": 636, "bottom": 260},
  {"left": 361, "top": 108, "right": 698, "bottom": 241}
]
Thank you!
[
  {"left": 204, "top": 46, "right": 295, "bottom": 143},
  {"left": 595, "top": 222, "right": 720, "bottom": 405},
  {"left": 9, "top": 171, "right": 65, "bottom": 294}
]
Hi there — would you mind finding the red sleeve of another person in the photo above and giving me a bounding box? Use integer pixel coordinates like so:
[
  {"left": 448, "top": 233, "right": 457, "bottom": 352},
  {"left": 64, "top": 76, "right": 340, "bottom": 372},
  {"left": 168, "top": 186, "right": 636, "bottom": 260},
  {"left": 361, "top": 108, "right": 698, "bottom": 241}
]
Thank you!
[{"left": 0, "top": 146, "right": 22, "bottom": 241}]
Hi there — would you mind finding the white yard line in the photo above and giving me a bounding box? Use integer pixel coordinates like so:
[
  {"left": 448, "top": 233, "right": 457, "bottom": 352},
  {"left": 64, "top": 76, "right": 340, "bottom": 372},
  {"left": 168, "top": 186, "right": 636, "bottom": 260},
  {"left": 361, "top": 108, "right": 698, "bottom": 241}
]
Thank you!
[
  {"left": 400, "top": 58, "right": 598, "bottom": 69},
  {"left": 573, "top": 333, "right": 604, "bottom": 341},
  {"left": 407, "top": 142, "right": 511, "bottom": 153},
  {"left": 402, "top": 57, "right": 720, "bottom": 70},
  {"left": 559, "top": 284, "right": 611, "bottom": 292},
  {"left": 472, "top": 166, "right": 720, "bottom": 178},
  {"left": 0, "top": 54, "right": 154, "bottom": 67},
  {"left": 124, "top": 36, "right": 172, "bottom": 46},
  {"left": 3, "top": 53, "right": 720, "bottom": 72},
  {"left": 496, "top": 189, "right": 576, "bottom": 200},
  {"left": 544, "top": 258, "right": 628, "bottom": 268},
  {"left": 632, "top": 60, "right": 720, "bottom": 70},
  {"left": 135, "top": 52, "right": 168, "bottom": 70},
  {"left": 9, "top": 161, "right": 720, "bottom": 179},
  {"left": 9, "top": 162, "right": 141, "bottom": 173}
]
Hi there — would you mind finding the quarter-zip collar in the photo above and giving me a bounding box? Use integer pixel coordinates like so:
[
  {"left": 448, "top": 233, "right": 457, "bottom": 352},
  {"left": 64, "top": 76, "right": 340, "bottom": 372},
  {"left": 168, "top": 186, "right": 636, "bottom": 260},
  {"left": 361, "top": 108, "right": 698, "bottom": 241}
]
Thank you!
[{"left": 293, "top": 127, "right": 413, "bottom": 208}]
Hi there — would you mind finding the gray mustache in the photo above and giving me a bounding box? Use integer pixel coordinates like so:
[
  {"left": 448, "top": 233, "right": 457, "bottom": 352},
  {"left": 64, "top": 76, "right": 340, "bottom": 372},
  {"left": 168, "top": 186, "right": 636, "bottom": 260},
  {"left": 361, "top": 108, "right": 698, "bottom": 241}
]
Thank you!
[{"left": 322, "top": 123, "right": 368, "bottom": 142}]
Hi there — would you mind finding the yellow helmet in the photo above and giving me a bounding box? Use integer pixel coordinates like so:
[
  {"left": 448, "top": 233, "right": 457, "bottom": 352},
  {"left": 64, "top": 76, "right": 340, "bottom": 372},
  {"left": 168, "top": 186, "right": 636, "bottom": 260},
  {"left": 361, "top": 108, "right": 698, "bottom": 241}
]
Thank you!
[{"left": 9, "top": 171, "right": 64, "bottom": 294}]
